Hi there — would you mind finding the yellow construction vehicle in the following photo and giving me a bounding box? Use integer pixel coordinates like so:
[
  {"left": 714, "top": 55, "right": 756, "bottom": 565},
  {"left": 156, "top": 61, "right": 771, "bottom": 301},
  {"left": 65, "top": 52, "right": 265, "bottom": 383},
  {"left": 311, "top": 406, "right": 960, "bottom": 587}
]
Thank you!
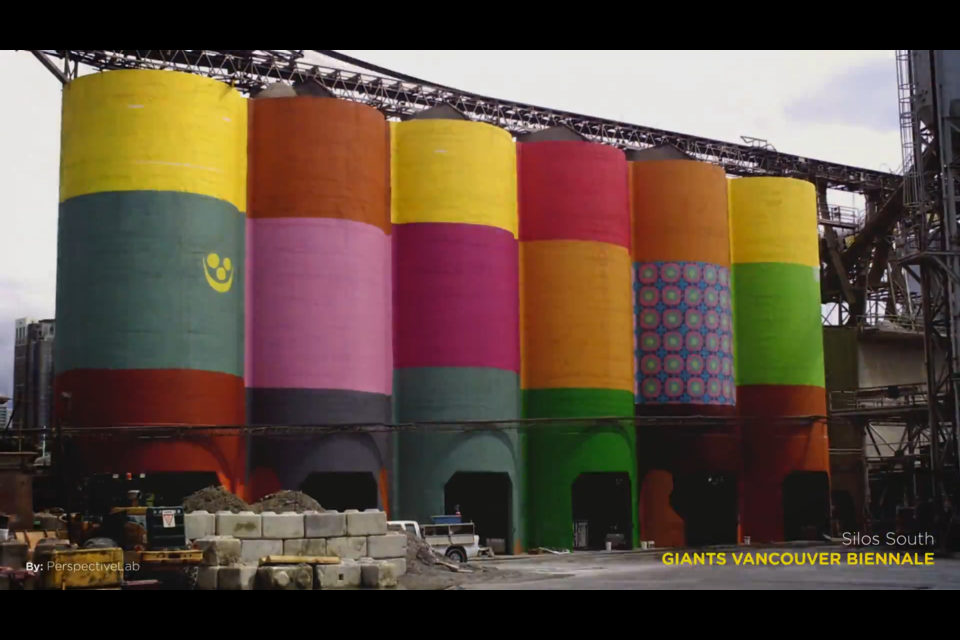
[{"left": 77, "top": 488, "right": 202, "bottom": 590}]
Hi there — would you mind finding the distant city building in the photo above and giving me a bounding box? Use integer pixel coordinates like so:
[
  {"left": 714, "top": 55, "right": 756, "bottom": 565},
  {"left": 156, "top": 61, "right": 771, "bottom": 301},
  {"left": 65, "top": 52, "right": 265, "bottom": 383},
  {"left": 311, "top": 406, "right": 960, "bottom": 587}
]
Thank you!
[
  {"left": 13, "top": 318, "right": 36, "bottom": 432},
  {"left": 12, "top": 318, "right": 55, "bottom": 436},
  {"left": 0, "top": 402, "right": 8, "bottom": 428}
]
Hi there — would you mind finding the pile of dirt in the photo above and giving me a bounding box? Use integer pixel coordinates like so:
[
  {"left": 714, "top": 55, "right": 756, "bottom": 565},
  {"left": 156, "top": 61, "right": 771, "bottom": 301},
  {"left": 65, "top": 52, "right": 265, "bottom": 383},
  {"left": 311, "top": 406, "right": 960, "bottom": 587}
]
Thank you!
[
  {"left": 398, "top": 532, "right": 523, "bottom": 590},
  {"left": 183, "top": 487, "right": 250, "bottom": 514},
  {"left": 251, "top": 491, "right": 324, "bottom": 514},
  {"left": 404, "top": 530, "right": 440, "bottom": 575}
]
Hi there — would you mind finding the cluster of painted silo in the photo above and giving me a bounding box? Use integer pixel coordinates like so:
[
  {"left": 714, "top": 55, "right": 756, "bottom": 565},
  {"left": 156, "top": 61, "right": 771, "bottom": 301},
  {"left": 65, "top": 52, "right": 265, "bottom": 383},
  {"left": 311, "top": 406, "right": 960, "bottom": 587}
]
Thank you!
[
  {"left": 519, "top": 134, "right": 637, "bottom": 550},
  {"left": 55, "top": 70, "right": 248, "bottom": 493},
  {"left": 730, "top": 178, "right": 829, "bottom": 544},
  {"left": 53, "top": 68, "right": 830, "bottom": 549},
  {"left": 244, "top": 96, "right": 393, "bottom": 510}
]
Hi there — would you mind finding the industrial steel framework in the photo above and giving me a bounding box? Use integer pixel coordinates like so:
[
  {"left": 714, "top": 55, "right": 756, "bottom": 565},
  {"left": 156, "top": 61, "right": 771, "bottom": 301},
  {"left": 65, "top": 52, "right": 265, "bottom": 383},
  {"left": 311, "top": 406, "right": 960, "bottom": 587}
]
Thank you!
[
  {"left": 30, "top": 49, "right": 898, "bottom": 195},
  {"left": 826, "top": 51, "right": 960, "bottom": 550},
  {"left": 896, "top": 50, "right": 960, "bottom": 527}
]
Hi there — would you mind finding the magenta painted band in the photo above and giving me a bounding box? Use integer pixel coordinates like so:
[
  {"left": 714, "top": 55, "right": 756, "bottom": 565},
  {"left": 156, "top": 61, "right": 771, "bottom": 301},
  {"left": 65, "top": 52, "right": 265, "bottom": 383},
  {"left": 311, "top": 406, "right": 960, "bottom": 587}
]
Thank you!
[
  {"left": 393, "top": 223, "right": 520, "bottom": 372},
  {"left": 245, "top": 217, "right": 392, "bottom": 395}
]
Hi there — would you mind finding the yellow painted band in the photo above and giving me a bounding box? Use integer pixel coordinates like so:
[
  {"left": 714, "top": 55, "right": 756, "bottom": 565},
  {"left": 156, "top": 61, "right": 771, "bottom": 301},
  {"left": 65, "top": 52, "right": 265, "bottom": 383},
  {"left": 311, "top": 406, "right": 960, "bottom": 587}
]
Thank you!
[
  {"left": 391, "top": 120, "right": 518, "bottom": 236},
  {"left": 729, "top": 178, "right": 819, "bottom": 268},
  {"left": 521, "top": 241, "right": 634, "bottom": 392},
  {"left": 60, "top": 70, "right": 248, "bottom": 211}
]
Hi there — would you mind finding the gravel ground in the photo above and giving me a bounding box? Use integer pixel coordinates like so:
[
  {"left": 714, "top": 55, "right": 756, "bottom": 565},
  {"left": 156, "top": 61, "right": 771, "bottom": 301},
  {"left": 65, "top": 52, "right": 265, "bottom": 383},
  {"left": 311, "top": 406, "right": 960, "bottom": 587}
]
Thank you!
[{"left": 462, "top": 550, "right": 960, "bottom": 590}]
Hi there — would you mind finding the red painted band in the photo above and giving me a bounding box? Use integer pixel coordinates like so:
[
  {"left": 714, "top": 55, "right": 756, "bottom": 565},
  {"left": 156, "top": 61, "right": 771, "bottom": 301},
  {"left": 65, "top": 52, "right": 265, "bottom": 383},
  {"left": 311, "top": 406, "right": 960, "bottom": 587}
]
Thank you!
[
  {"left": 518, "top": 141, "right": 630, "bottom": 247},
  {"left": 54, "top": 369, "right": 245, "bottom": 427}
]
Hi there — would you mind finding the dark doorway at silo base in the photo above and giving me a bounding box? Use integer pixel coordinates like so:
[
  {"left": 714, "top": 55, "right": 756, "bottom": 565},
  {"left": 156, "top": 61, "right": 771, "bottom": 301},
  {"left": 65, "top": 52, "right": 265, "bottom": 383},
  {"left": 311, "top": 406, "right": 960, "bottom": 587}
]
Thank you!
[
  {"left": 572, "top": 472, "right": 632, "bottom": 551},
  {"left": 832, "top": 489, "right": 857, "bottom": 537},
  {"left": 783, "top": 471, "right": 832, "bottom": 542},
  {"left": 299, "top": 472, "right": 379, "bottom": 513},
  {"left": 671, "top": 473, "right": 739, "bottom": 547},
  {"left": 83, "top": 471, "right": 220, "bottom": 515},
  {"left": 444, "top": 472, "right": 512, "bottom": 553}
]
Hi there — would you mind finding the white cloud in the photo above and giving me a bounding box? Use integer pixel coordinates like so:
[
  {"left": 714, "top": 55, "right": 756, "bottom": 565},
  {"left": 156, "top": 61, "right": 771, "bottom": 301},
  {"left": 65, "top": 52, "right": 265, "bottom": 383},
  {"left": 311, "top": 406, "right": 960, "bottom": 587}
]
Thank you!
[{"left": 337, "top": 49, "right": 901, "bottom": 170}]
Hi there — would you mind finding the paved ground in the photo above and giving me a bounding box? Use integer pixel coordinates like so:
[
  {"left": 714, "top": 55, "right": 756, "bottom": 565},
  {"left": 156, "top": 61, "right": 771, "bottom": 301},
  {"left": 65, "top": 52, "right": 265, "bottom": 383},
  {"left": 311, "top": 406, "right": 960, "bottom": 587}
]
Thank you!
[{"left": 465, "top": 550, "right": 960, "bottom": 590}]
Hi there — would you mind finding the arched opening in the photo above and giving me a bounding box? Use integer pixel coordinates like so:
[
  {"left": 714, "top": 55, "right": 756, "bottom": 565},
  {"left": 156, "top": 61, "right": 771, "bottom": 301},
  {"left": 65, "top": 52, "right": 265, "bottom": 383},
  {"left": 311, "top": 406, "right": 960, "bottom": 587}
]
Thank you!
[
  {"left": 572, "top": 472, "right": 632, "bottom": 550},
  {"left": 444, "top": 472, "right": 512, "bottom": 554},
  {"left": 671, "top": 473, "right": 739, "bottom": 547},
  {"left": 783, "top": 471, "right": 831, "bottom": 541},
  {"left": 299, "top": 472, "right": 379, "bottom": 513}
]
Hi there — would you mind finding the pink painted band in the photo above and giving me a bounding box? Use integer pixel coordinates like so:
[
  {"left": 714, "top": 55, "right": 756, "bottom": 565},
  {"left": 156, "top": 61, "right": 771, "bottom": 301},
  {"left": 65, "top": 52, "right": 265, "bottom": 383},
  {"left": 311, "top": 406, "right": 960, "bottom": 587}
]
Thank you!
[
  {"left": 245, "top": 218, "right": 392, "bottom": 395},
  {"left": 393, "top": 223, "right": 520, "bottom": 372}
]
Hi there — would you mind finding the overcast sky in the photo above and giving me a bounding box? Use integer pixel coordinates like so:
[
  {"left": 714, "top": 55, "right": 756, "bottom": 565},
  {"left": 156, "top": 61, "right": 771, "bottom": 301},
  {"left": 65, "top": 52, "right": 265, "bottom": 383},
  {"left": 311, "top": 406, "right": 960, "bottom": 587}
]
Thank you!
[{"left": 0, "top": 49, "right": 902, "bottom": 398}]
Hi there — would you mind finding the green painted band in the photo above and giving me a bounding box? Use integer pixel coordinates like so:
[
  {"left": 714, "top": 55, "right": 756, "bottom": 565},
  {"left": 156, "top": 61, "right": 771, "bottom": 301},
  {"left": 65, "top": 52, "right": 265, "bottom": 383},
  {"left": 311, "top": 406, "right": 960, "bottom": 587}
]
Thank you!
[
  {"left": 732, "top": 262, "right": 825, "bottom": 388},
  {"left": 526, "top": 425, "right": 637, "bottom": 550},
  {"left": 524, "top": 388, "right": 637, "bottom": 550},
  {"left": 523, "top": 388, "right": 635, "bottom": 419},
  {"left": 56, "top": 191, "right": 245, "bottom": 377}
]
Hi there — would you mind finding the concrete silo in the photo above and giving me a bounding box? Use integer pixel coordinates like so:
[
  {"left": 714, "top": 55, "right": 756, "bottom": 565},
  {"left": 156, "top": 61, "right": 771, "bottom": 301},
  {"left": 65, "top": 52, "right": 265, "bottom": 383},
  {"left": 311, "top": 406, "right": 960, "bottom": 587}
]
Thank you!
[
  {"left": 519, "top": 136, "right": 636, "bottom": 551},
  {"left": 730, "top": 177, "right": 830, "bottom": 543},
  {"left": 631, "top": 160, "right": 740, "bottom": 548},
  {"left": 392, "top": 114, "right": 522, "bottom": 553},
  {"left": 245, "top": 96, "right": 393, "bottom": 511},
  {"left": 55, "top": 70, "right": 248, "bottom": 495}
]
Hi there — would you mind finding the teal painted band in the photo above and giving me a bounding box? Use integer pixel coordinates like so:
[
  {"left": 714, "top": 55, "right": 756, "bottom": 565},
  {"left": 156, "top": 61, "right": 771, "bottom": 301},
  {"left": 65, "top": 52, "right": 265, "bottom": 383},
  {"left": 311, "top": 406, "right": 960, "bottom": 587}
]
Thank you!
[
  {"left": 397, "top": 430, "right": 523, "bottom": 550},
  {"left": 732, "top": 262, "right": 825, "bottom": 388},
  {"left": 56, "top": 191, "right": 245, "bottom": 377},
  {"left": 393, "top": 367, "right": 520, "bottom": 423},
  {"left": 394, "top": 367, "right": 523, "bottom": 551}
]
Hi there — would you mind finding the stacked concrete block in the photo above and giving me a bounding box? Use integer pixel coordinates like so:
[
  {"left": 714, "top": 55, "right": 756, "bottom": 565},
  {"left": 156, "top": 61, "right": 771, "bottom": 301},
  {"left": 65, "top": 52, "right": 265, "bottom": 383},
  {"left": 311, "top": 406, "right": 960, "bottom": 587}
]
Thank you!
[
  {"left": 361, "top": 561, "right": 398, "bottom": 589},
  {"left": 315, "top": 559, "right": 363, "bottom": 589},
  {"left": 304, "top": 511, "right": 346, "bottom": 538},
  {"left": 367, "top": 533, "right": 406, "bottom": 559},
  {"left": 241, "top": 539, "right": 284, "bottom": 565},
  {"left": 385, "top": 558, "right": 407, "bottom": 577},
  {"left": 216, "top": 512, "right": 262, "bottom": 539},
  {"left": 198, "top": 566, "right": 220, "bottom": 591},
  {"left": 262, "top": 512, "right": 305, "bottom": 539},
  {"left": 257, "top": 565, "right": 314, "bottom": 591},
  {"left": 219, "top": 565, "right": 258, "bottom": 591},
  {"left": 196, "top": 536, "right": 242, "bottom": 567},
  {"left": 327, "top": 536, "right": 367, "bottom": 560},
  {"left": 185, "top": 511, "right": 217, "bottom": 542},
  {"left": 366, "top": 532, "right": 407, "bottom": 577},
  {"left": 346, "top": 509, "right": 388, "bottom": 536},
  {"left": 283, "top": 539, "right": 327, "bottom": 557},
  {"left": 184, "top": 509, "right": 396, "bottom": 590}
]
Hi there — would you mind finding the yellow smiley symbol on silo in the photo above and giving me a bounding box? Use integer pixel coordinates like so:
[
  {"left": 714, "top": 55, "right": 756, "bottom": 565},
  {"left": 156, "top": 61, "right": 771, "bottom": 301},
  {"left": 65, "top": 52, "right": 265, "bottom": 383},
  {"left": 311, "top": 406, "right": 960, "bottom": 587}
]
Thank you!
[{"left": 204, "top": 253, "right": 234, "bottom": 293}]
